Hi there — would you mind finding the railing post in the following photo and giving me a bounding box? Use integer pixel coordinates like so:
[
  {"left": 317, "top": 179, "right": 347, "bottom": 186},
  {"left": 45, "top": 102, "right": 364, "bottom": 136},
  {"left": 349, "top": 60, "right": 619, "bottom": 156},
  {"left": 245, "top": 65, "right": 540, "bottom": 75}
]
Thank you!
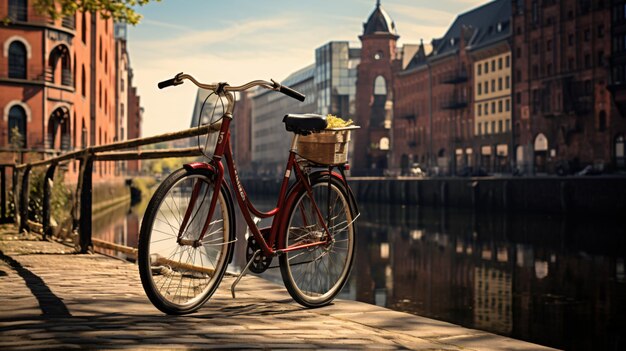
[
  {"left": 0, "top": 166, "right": 6, "bottom": 224},
  {"left": 78, "top": 156, "right": 93, "bottom": 253},
  {"left": 19, "top": 165, "right": 31, "bottom": 233},
  {"left": 42, "top": 163, "right": 57, "bottom": 239}
]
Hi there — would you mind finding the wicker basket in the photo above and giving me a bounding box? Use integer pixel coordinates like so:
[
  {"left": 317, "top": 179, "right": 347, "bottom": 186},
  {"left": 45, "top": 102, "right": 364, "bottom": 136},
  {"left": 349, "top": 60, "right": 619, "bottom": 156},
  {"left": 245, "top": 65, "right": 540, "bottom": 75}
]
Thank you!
[{"left": 297, "top": 129, "right": 352, "bottom": 165}]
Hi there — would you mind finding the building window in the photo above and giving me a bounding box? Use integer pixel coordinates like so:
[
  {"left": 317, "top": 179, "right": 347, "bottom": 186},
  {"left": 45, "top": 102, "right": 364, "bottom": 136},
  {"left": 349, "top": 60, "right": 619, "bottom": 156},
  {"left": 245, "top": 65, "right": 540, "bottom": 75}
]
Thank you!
[
  {"left": 516, "top": 92, "right": 522, "bottom": 104},
  {"left": 478, "top": 64, "right": 482, "bottom": 76},
  {"left": 598, "top": 25, "right": 605, "bottom": 38},
  {"left": 478, "top": 123, "right": 482, "bottom": 135},
  {"left": 8, "top": 105, "right": 27, "bottom": 147},
  {"left": 121, "top": 78, "right": 125, "bottom": 92},
  {"left": 568, "top": 34, "right": 574, "bottom": 46},
  {"left": 498, "top": 120, "right": 503, "bottom": 134},
  {"left": 491, "top": 59, "right": 495, "bottom": 72},
  {"left": 498, "top": 77, "right": 503, "bottom": 91},
  {"left": 569, "top": 58, "right": 575, "bottom": 70},
  {"left": 585, "top": 28, "right": 591, "bottom": 41},
  {"left": 585, "top": 54, "right": 591, "bottom": 68},
  {"left": 498, "top": 100, "right": 503, "bottom": 113},
  {"left": 598, "top": 51, "right": 605, "bottom": 66},
  {"left": 498, "top": 57, "right": 503, "bottom": 70},
  {"left": 374, "top": 76, "right": 387, "bottom": 95},
  {"left": 547, "top": 63, "right": 552, "bottom": 75},
  {"left": 82, "top": 12, "right": 87, "bottom": 44},
  {"left": 505, "top": 55, "right": 510, "bottom": 68},
  {"left": 8, "top": 41, "right": 27, "bottom": 79},
  {"left": 484, "top": 62, "right": 488, "bottom": 74},
  {"left": 506, "top": 119, "right": 510, "bottom": 132},
  {"left": 506, "top": 76, "right": 510, "bottom": 89},
  {"left": 8, "top": 0, "right": 27, "bottom": 21},
  {"left": 491, "top": 79, "right": 495, "bottom": 92},
  {"left": 484, "top": 103, "right": 489, "bottom": 115},
  {"left": 506, "top": 99, "right": 510, "bottom": 111},
  {"left": 492, "top": 121, "right": 496, "bottom": 134},
  {"left": 81, "top": 65, "right": 86, "bottom": 97},
  {"left": 478, "top": 104, "right": 482, "bottom": 116},
  {"left": 485, "top": 81, "right": 489, "bottom": 93},
  {"left": 547, "top": 40, "right": 552, "bottom": 52},
  {"left": 517, "top": 47, "right": 522, "bottom": 58},
  {"left": 491, "top": 102, "right": 496, "bottom": 114},
  {"left": 478, "top": 82, "right": 482, "bottom": 95},
  {"left": 99, "top": 37, "right": 102, "bottom": 61},
  {"left": 98, "top": 80, "right": 102, "bottom": 108}
]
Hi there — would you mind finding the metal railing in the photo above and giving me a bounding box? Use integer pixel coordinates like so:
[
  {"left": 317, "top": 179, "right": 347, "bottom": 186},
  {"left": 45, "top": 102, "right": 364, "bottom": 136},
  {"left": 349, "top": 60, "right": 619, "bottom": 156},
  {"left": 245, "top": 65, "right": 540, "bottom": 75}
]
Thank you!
[{"left": 4, "top": 122, "right": 221, "bottom": 253}]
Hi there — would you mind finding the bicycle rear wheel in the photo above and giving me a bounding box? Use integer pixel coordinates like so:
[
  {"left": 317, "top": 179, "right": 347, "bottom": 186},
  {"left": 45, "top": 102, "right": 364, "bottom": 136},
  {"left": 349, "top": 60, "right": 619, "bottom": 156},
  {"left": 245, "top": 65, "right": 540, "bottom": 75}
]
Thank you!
[
  {"left": 279, "top": 176, "right": 356, "bottom": 307},
  {"left": 138, "top": 167, "right": 234, "bottom": 314}
]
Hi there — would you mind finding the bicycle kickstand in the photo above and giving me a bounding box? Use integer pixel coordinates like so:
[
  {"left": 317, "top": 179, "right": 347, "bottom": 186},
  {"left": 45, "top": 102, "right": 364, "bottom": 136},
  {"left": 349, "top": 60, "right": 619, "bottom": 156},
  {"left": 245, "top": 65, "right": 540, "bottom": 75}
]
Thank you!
[{"left": 230, "top": 249, "right": 261, "bottom": 299}]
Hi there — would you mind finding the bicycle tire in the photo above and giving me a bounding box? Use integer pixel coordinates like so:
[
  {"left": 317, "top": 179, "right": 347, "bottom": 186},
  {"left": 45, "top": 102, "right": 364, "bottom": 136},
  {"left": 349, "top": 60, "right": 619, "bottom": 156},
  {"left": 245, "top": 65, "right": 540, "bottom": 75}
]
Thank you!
[
  {"left": 279, "top": 175, "right": 356, "bottom": 307},
  {"left": 138, "top": 167, "right": 234, "bottom": 314}
]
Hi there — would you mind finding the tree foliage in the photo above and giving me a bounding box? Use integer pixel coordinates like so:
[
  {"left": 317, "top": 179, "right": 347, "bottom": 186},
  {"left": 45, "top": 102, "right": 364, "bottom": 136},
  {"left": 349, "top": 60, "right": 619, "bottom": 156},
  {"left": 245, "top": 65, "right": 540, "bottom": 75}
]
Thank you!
[{"left": 33, "top": 0, "right": 160, "bottom": 25}]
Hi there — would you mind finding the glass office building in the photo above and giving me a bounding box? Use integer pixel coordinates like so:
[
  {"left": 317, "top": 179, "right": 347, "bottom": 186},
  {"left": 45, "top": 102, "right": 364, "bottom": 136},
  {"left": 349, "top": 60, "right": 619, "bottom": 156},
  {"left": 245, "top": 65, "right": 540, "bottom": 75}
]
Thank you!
[{"left": 315, "top": 41, "right": 360, "bottom": 119}]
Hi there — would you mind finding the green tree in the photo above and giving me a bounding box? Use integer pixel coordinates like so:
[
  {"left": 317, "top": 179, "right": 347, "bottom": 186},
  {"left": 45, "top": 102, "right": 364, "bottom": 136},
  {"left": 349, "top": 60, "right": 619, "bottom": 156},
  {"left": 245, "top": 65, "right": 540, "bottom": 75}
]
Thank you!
[{"left": 33, "top": 0, "right": 160, "bottom": 25}]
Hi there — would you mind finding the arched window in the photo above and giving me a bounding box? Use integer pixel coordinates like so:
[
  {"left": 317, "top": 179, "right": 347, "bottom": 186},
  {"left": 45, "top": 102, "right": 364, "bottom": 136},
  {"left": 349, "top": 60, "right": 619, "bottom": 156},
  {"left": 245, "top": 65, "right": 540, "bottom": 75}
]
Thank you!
[
  {"left": 81, "top": 12, "right": 87, "bottom": 44},
  {"left": 8, "top": 105, "right": 27, "bottom": 147},
  {"left": 379, "top": 137, "right": 390, "bottom": 151},
  {"left": 81, "top": 64, "right": 86, "bottom": 97},
  {"left": 48, "top": 45, "right": 71, "bottom": 86},
  {"left": 374, "top": 76, "right": 387, "bottom": 95},
  {"left": 8, "top": 0, "right": 27, "bottom": 21},
  {"left": 534, "top": 133, "right": 548, "bottom": 151},
  {"left": 8, "top": 41, "right": 27, "bottom": 79}
]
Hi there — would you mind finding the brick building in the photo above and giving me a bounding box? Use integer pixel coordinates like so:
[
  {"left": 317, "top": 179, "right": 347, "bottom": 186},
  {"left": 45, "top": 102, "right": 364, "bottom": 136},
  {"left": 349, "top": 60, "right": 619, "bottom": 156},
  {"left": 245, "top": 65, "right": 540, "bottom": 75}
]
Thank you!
[
  {"left": 353, "top": 1, "right": 402, "bottom": 175},
  {"left": 394, "top": 0, "right": 510, "bottom": 176},
  {"left": 608, "top": 0, "right": 626, "bottom": 170},
  {"left": 0, "top": 1, "right": 140, "bottom": 177},
  {"left": 512, "top": 0, "right": 626, "bottom": 174}
]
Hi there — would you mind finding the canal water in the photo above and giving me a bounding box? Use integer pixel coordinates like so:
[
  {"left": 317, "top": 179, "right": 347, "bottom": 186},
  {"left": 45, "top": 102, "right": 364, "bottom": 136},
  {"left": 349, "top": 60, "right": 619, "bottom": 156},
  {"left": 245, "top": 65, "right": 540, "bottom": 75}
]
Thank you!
[{"left": 93, "top": 197, "right": 626, "bottom": 351}]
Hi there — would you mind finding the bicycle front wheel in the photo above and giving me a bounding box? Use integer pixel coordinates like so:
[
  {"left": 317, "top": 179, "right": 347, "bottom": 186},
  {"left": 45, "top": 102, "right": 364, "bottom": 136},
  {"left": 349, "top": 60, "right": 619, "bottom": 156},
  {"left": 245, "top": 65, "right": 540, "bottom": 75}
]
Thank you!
[
  {"left": 138, "top": 167, "right": 234, "bottom": 314},
  {"left": 279, "top": 176, "right": 356, "bottom": 307}
]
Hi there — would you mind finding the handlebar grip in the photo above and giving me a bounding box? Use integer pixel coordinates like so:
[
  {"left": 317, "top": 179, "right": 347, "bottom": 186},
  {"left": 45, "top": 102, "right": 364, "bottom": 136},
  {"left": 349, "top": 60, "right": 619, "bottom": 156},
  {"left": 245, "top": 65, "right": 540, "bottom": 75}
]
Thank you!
[
  {"left": 158, "top": 73, "right": 183, "bottom": 89},
  {"left": 158, "top": 78, "right": 179, "bottom": 89},
  {"left": 279, "top": 85, "right": 306, "bottom": 102}
]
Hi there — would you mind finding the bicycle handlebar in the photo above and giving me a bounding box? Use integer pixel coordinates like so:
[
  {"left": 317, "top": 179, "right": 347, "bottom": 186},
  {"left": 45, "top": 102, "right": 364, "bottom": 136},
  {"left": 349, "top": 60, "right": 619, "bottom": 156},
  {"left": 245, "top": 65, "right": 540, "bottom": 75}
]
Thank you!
[{"left": 157, "top": 72, "right": 306, "bottom": 102}]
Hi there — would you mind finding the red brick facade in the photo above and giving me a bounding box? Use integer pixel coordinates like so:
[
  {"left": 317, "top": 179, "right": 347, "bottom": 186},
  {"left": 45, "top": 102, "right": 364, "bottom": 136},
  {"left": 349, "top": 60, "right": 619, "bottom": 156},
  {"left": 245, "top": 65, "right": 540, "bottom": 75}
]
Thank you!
[
  {"left": 0, "top": 2, "right": 135, "bottom": 179},
  {"left": 512, "top": 0, "right": 626, "bottom": 174},
  {"left": 353, "top": 4, "right": 401, "bottom": 175}
]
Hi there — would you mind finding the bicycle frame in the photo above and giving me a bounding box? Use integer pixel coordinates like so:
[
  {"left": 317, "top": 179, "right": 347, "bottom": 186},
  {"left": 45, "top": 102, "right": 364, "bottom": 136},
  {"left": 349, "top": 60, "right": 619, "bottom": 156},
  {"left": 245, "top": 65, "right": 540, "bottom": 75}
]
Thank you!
[{"left": 181, "top": 113, "right": 338, "bottom": 258}]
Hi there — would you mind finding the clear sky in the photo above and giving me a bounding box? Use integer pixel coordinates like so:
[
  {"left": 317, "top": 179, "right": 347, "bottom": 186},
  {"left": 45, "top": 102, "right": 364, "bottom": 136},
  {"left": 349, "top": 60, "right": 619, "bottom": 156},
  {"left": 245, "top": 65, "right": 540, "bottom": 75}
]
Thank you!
[{"left": 127, "top": 0, "right": 485, "bottom": 137}]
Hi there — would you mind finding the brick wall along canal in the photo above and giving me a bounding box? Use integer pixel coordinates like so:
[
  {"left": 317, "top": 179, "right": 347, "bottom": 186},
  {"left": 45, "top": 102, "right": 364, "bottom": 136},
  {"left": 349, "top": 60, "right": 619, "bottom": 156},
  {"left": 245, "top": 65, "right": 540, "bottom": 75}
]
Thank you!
[{"left": 95, "top": 197, "right": 626, "bottom": 351}]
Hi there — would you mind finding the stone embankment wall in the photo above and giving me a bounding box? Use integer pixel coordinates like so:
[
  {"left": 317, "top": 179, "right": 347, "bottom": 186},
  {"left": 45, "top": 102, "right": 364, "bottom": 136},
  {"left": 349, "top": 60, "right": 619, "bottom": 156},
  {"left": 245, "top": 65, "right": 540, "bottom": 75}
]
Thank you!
[{"left": 241, "top": 176, "right": 626, "bottom": 215}]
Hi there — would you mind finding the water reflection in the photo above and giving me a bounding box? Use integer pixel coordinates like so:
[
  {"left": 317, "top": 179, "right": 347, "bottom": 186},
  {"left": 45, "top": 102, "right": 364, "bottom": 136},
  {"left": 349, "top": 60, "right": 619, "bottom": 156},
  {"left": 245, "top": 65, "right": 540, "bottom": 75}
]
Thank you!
[
  {"left": 94, "top": 199, "right": 626, "bottom": 350},
  {"left": 348, "top": 204, "right": 626, "bottom": 351}
]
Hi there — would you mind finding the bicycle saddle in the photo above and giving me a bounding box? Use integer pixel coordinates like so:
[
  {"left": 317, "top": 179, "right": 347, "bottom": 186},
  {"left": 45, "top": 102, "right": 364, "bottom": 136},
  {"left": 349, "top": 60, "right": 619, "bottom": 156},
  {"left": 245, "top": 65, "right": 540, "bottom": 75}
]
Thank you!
[{"left": 283, "top": 114, "right": 328, "bottom": 135}]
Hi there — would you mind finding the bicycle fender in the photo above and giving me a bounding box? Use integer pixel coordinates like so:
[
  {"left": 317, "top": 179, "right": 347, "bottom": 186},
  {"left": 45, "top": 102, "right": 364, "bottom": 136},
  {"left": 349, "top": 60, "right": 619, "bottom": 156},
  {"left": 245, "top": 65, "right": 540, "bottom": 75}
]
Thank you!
[{"left": 183, "top": 162, "right": 216, "bottom": 172}]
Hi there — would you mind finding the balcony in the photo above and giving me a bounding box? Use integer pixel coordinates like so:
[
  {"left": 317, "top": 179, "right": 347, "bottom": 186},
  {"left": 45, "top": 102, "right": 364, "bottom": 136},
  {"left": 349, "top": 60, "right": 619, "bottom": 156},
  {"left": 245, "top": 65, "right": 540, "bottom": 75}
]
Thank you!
[
  {"left": 442, "top": 70, "right": 468, "bottom": 84},
  {"left": 441, "top": 97, "right": 468, "bottom": 110}
]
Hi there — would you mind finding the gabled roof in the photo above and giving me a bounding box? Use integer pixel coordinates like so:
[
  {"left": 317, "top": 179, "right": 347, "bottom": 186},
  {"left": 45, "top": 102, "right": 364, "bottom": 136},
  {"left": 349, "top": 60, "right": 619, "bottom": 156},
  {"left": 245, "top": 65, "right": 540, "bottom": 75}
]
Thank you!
[
  {"left": 363, "top": 1, "right": 397, "bottom": 36},
  {"left": 430, "top": 0, "right": 510, "bottom": 59}
]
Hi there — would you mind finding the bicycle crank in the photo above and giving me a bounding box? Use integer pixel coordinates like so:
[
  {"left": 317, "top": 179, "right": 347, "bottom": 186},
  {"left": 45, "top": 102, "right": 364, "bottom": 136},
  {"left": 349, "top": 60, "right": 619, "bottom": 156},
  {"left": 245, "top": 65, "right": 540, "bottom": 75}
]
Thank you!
[{"left": 245, "top": 236, "right": 272, "bottom": 273}]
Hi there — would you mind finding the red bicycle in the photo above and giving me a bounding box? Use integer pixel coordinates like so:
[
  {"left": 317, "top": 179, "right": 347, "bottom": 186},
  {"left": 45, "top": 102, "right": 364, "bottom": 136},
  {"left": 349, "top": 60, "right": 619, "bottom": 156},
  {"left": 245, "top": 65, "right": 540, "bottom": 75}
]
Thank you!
[{"left": 138, "top": 73, "right": 359, "bottom": 314}]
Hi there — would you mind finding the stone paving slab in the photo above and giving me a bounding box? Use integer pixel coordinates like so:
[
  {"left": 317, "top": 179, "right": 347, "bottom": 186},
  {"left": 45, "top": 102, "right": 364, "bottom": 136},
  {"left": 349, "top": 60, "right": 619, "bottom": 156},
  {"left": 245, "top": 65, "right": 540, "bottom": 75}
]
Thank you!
[{"left": 0, "top": 225, "right": 558, "bottom": 350}]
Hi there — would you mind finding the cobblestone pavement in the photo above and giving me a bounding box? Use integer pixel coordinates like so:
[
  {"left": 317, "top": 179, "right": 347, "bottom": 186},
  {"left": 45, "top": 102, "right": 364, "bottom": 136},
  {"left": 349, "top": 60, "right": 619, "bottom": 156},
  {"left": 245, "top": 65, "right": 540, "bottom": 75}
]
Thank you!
[{"left": 0, "top": 225, "right": 557, "bottom": 350}]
